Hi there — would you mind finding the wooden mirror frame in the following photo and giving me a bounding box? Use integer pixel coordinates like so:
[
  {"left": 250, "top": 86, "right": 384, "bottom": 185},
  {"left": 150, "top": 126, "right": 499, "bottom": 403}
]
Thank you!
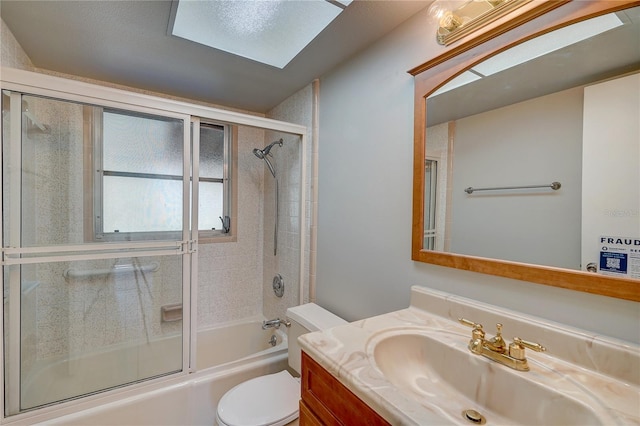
[{"left": 410, "top": 0, "right": 640, "bottom": 302}]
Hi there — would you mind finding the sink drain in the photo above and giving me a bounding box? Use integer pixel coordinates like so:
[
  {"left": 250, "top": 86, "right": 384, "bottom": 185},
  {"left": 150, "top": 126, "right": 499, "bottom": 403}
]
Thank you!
[{"left": 462, "top": 409, "right": 486, "bottom": 424}]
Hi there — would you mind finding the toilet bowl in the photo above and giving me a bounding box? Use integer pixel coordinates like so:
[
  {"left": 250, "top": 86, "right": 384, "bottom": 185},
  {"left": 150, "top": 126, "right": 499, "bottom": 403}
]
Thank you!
[
  {"left": 216, "top": 370, "right": 299, "bottom": 426},
  {"left": 215, "top": 303, "right": 346, "bottom": 426}
]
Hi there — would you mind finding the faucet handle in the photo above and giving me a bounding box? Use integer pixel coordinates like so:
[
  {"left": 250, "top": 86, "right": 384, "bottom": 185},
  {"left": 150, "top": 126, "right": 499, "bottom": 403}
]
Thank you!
[
  {"left": 458, "top": 318, "right": 482, "bottom": 329},
  {"left": 512, "top": 337, "right": 546, "bottom": 353},
  {"left": 509, "top": 337, "right": 546, "bottom": 361},
  {"left": 458, "top": 318, "right": 485, "bottom": 339}
]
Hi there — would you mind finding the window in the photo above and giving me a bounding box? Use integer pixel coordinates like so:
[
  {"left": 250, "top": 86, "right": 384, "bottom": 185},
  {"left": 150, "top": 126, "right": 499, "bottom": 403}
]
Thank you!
[
  {"left": 197, "top": 121, "right": 233, "bottom": 238},
  {"left": 423, "top": 158, "right": 438, "bottom": 250},
  {"left": 90, "top": 108, "right": 232, "bottom": 241}
]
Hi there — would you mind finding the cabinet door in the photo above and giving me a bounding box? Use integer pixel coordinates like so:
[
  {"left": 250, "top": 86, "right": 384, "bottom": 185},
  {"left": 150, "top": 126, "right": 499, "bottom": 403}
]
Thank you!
[
  {"left": 299, "top": 400, "right": 324, "bottom": 426},
  {"left": 300, "top": 351, "right": 390, "bottom": 425}
]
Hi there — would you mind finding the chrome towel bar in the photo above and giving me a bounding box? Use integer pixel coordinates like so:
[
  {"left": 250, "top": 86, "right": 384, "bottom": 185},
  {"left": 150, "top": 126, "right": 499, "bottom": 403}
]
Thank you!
[{"left": 464, "top": 181, "right": 561, "bottom": 194}]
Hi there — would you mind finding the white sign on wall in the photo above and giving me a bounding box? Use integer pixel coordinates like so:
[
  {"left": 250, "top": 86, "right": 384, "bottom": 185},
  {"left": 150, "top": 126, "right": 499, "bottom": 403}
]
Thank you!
[{"left": 598, "top": 236, "right": 640, "bottom": 279}]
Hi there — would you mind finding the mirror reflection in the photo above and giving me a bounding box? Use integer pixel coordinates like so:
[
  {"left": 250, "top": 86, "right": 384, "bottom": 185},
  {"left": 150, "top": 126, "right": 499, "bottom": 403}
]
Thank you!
[{"left": 424, "top": 6, "right": 639, "bottom": 278}]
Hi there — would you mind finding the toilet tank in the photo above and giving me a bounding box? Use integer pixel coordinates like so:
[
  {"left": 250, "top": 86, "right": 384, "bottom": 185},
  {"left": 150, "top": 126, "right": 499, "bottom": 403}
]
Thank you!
[{"left": 285, "top": 303, "right": 346, "bottom": 374}]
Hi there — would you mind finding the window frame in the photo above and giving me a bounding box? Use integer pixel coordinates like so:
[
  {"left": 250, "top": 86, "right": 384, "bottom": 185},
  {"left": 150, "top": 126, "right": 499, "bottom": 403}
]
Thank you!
[
  {"left": 85, "top": 107, "right": 236, "bottom": 243},
  {"left": 196, "top": 120, "right": 237, "bottom": 243}
]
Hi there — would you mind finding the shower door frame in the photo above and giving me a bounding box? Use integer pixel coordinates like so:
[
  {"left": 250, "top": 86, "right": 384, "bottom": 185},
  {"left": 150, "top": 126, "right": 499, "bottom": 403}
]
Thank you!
[
  {"left": 1, "top": 87, "right": 193, "bottom": 417},
  {"left": 0, "top": 67, "right": 308, "bottom": 424}
]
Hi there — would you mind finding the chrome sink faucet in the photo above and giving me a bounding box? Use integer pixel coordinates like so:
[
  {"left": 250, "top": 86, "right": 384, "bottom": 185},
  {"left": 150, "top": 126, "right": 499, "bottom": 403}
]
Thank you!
[
  {"left": 459, "top": 318, "right": 546, "bottom": 371},
  {"left": 262, "top": 318, "right": 291, "bottom": 329}
]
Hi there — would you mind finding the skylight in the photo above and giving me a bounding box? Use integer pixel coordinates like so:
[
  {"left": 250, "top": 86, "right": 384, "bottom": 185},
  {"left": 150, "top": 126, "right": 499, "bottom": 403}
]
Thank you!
[{"left": 171, "top": 0, "right": 352, "bottom": 69}]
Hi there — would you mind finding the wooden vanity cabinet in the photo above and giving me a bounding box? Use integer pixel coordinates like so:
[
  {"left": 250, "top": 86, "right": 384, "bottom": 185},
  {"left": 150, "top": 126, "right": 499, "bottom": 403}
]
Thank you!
[{"left": 300, "top": 351, "right": 390, "bottom": 425}]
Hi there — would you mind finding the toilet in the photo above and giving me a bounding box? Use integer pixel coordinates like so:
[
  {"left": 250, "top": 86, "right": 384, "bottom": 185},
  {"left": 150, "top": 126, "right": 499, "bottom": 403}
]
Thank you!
[{"left": 216, "top": 303, "right": 346, "bottom": 426}]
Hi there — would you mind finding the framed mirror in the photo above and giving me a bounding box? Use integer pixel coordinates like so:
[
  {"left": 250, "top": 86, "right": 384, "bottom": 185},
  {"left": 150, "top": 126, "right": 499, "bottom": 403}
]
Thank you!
[{"left": 411, "top": 1, "right": 639, "bottom": 302}]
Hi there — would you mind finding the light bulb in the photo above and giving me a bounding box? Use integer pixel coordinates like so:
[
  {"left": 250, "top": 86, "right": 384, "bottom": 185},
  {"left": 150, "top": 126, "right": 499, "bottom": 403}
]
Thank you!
[
  {"left": 427, "top": 0, "right": 449, "bottom": 22},
  {"left": 428, "top": 1, "right": 467, "bottom": 29}
]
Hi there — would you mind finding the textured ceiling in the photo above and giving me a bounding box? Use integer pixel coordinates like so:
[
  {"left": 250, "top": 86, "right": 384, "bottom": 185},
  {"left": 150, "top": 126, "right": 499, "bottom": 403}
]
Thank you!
[{"left": 0, "top": 0, "right": 429, "bottom": 113}]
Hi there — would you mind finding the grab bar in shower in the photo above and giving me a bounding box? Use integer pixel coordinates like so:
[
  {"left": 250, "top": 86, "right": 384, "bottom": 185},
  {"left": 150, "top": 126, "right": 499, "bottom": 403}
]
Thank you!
[
  {"left": 23, "top": 109, "right": 50, "bottom": 134},
  {"left": 63, "top": 262, "right": 159, "bottom": 279},
  {"left": 464, "top": 181, "right": 561, "bottom": 194}
]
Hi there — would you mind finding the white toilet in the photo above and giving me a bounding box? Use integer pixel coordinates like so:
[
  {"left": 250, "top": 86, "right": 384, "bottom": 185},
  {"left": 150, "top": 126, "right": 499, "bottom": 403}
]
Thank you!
[{"left": 216, "top": 303, "right": 346, "bottom": 426}]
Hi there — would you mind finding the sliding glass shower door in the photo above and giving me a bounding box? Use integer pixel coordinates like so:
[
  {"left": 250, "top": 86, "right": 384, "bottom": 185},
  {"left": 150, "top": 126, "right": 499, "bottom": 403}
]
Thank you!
[{"left": 1, "top": 92, "right": 190, "bottom": 415}]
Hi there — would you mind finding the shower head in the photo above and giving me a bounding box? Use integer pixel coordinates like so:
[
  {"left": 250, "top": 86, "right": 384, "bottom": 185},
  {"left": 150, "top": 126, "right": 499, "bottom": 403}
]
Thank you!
[
  {"left": 253, "top": 139, "right": 283, "bottom": 178},
  {"left": 253, "top": 138, "right": 283, "bottom": 158},
  {"left": 252, "top": 147, "right": 266, "bottom": 159}
]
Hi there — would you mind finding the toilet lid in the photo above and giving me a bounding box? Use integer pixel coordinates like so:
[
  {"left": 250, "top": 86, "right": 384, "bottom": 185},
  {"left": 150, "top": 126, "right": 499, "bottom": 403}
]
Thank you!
[{"left": 217, "top": 370, "right": 300, "bottom": 426}]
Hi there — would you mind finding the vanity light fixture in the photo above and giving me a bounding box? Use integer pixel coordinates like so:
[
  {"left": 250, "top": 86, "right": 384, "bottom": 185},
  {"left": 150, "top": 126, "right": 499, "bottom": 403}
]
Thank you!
[{"left": 429, "top": 0, "right": 532, "bottom": 46}]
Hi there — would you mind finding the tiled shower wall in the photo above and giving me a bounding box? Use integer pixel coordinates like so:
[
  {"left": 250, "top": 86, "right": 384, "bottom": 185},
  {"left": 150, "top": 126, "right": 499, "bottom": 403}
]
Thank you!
[
  {"left": 196, "top": 126, "right": 267, "bottom": 327},
  {"left": 260, "top": 131, "right": 301, "bottom": 320}
]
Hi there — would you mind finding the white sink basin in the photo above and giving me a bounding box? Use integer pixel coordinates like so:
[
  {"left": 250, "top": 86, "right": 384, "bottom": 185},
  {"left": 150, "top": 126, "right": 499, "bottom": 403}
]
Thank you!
[{"left": 367, "top": 328, "right": 611, "bottom": 425}]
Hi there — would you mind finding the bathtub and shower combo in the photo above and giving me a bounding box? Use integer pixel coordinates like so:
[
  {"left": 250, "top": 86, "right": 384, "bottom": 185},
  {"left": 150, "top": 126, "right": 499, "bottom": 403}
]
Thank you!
[
  {"left": 0, "top": 68, "right": 309, "bottom": 424},
  {"left": 40, "top": 320, "right": 291, "bottom": 425}
]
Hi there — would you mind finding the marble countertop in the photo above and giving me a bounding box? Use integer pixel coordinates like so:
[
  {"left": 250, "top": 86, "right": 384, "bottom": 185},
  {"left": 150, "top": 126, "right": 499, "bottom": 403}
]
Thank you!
[{"left": 298, "top": 286, "right": 640, "bottom": 425}]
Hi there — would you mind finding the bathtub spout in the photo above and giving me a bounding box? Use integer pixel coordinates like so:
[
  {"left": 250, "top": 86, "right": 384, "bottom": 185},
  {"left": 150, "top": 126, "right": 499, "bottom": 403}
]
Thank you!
[{"left": 262, "top": 318, "right": 290, "bottom": 329}]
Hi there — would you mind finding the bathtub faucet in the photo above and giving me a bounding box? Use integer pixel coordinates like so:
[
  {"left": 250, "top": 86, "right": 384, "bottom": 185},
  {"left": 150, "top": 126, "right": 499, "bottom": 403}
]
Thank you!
[{"left": 262, "top": 318, "right": 291, "bottom": 329}]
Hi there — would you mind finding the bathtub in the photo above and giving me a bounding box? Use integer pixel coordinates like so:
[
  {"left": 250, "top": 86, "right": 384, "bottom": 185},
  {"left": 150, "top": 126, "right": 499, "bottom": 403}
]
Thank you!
[
  {"left": 24, "top": 318, "right": 289, "bottom": 425},
  {"left": 196, "top": 319, "right": 287, "bottom": 371}
]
